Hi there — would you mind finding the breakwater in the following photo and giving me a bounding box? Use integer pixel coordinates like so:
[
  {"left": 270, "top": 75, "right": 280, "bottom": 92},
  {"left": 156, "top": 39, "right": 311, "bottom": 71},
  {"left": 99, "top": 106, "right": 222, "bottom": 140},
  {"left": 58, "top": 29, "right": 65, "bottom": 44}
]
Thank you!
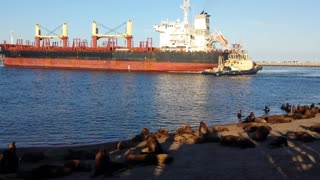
[{"left": 256, "top": 61, "right": 320, "bottom": 67}]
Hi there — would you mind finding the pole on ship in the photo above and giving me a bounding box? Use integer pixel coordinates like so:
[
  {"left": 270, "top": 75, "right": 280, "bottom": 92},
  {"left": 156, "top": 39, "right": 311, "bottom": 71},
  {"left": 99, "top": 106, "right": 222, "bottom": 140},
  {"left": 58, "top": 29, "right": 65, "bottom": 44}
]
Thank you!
[{"left": 10, "top": 31, "right": 14, "bottom": 44}]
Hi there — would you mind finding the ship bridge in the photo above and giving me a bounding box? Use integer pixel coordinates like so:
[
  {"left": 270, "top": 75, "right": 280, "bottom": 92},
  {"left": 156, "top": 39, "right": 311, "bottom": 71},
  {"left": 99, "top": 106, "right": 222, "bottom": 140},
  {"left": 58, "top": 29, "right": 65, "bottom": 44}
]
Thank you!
[{"left": 154, "top": 0, "right": 229, "bottom": 52}]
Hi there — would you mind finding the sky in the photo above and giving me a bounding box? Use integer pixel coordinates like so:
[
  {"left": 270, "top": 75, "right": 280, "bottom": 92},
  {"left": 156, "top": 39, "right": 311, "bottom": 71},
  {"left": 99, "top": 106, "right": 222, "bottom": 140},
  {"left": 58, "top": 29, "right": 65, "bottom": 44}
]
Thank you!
[{"left": 1, "top": 0, "right": 319, "bottom": 61}]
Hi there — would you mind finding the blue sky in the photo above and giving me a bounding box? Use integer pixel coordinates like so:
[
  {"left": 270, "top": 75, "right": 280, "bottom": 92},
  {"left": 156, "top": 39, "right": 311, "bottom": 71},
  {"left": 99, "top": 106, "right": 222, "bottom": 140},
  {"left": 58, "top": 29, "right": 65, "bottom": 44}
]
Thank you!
[{"left": 1, "top": 0, "right": 319, "bottom": 61}]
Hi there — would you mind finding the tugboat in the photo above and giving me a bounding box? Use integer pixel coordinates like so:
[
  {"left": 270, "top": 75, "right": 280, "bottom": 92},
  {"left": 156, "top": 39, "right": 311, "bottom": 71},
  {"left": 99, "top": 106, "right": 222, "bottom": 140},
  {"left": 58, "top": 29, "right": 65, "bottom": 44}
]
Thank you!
[{"left": 202, "top": 44, "right": 262, "bottom": 76}]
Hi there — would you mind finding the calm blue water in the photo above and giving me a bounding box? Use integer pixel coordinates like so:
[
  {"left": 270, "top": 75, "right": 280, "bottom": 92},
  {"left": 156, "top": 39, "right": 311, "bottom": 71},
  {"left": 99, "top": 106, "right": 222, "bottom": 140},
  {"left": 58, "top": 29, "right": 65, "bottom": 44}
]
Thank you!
[{"left": 0, "top": 66, "right": 319, "bottom": 148}]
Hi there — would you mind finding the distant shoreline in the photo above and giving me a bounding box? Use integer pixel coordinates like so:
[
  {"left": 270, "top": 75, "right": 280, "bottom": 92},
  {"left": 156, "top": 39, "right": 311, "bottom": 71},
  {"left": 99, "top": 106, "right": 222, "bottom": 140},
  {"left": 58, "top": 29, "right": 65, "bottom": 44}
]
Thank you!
[{"left": 256, "top": 61, "right": 320, "bottom": 67}]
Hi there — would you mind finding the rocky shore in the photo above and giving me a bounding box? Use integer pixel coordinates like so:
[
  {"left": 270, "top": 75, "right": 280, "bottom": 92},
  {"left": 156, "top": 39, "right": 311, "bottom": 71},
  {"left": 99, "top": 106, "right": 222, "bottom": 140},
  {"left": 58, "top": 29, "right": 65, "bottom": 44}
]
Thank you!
[{"left": 1, "top": 104, "right": 320, "bottom": 180}]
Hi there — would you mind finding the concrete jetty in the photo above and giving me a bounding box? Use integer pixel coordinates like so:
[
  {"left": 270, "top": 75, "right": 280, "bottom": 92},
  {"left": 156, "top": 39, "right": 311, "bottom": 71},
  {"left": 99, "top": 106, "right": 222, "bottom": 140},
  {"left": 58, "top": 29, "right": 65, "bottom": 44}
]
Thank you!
[{"left": 256, "top": 61, "right": 320, "bottom": 67}]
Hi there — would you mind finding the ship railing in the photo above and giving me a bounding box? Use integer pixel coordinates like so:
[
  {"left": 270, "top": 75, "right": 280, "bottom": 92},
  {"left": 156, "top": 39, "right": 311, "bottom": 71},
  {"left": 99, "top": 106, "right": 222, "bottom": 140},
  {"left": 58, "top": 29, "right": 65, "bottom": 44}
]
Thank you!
[{"left": 0, "top": 41, "right": 159, "bottom": 52}]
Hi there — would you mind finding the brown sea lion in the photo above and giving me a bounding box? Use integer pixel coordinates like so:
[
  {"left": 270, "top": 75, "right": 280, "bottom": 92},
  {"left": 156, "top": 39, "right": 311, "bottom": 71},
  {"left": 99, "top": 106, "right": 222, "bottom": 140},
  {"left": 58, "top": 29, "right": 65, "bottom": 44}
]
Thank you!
[
  {"left": 242, "top": 124, "right": 260, "bottom": 133},
  {"left": 297, "top": 105, "right": 308, "bottom": 114},
  {"left": 265, "top": 115, "right": 293, "bottom": 123},
  {"left": 144, "top": 134, "right": 164, "bottom": 154},
  {"left": 269, "top": 136, "right": 288, "bottom": 148},
  {"left": 289, "top": 113, "right": 306, "bottom": 120},
  {"left": 132, "top": 127, "right": 150, "bottom": 142},
  {"left": 93, "top": 148, "right": 127, "bottom": 177},
  {"left": 93, "top": 148, "right": 110, "bottom": 177},
  {"left": 309, "top": 125, "right": 320, "bottom": 133},
  {"left": 175, "top": 124, "right": 194, "bottom": 135},
  {"left": 304, "top": 109, "right": 316, "bottom": 118},
  {"left": 255, "top": 118, "right": 267, "bottom": 123},
  {"left": 220, "top": 135, "right": 255, "bottom": 148},
  {"left": 0, "top": 141, "right": 19, "bottom": 174},
  {"left": 212, "top": 126, "right": 229, "bottom": 133},
  {"left": 173, "top": 133, "right": 196, "bottom": 144},
  {"left": 196, "top": 121, "right": 221, "bottom": 143},
  {"left": 281, "top": 103, "right": 292, "bottom": 113},
  {"left": 251, "top": 125, "right": 272, "bottom": 141},
  {"left": 127, "top": 153, "right": 174, "bottom": 166},
  {"left": 286, "top": 131, "right": 316, "bottom": 142},
  {"left": 155, "top": 128, "right": 170, "bottom": 138},
  {"left": 243, "top": 112, "right": 256, "bottom": 123},
  {"left": 199, "top": 121, "right": 210, "bottom": 137}
]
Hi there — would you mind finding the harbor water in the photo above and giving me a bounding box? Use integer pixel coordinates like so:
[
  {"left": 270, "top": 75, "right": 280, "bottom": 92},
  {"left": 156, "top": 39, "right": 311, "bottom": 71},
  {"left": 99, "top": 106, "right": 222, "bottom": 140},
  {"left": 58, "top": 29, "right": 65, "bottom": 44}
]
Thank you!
[{"left": 0, "top": 66, "right": 320, "bottom": 148}]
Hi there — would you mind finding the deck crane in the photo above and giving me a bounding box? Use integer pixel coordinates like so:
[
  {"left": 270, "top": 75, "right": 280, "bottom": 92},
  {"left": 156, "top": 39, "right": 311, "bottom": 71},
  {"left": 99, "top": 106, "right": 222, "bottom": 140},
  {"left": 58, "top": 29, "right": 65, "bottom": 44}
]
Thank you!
[
  {"left": 35, "top": 23, "right": 68, "bottom": 48},
  {"left": 91, "top": 20, "right": 133, "bottom": 49}
]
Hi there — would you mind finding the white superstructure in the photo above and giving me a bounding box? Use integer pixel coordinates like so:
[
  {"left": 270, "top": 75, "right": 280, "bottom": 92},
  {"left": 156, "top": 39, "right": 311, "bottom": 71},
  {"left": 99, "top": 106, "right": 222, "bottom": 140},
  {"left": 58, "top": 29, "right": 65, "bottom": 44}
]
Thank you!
[{"left": 154, "top": 0, "right": 228, "bottom": 52}]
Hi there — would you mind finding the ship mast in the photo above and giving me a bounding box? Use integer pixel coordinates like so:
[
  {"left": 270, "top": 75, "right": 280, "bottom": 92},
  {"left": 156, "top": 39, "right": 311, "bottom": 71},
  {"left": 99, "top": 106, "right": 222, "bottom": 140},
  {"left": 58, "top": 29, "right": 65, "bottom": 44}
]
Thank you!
[{"left": 181, "top": 0, "right": 190, "bottom": 24}]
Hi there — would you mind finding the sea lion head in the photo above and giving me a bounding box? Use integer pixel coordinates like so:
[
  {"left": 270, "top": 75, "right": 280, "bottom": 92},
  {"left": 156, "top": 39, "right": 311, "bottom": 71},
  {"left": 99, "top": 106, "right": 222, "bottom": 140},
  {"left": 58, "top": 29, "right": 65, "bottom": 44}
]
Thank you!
[{"left": 8, "top": 141, "right": 16, "bottom": 152}]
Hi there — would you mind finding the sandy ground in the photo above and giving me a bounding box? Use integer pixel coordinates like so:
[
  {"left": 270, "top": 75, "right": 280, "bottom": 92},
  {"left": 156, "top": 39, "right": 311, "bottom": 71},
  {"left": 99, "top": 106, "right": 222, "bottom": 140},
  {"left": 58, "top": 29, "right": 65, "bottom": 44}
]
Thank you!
[{"left": 1, "top": 113, "right": 320, "bottom": 180}]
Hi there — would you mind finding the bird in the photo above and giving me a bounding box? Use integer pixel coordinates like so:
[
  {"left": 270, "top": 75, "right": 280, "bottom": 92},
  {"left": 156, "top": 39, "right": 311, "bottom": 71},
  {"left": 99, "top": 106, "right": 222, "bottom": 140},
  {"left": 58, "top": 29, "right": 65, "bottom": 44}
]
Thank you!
[
  {"left": 264, "top": 105, "right": 270, "bottom": 113},
  {"left": 237, "top": 110, "right": 244, "bottom": 122}
]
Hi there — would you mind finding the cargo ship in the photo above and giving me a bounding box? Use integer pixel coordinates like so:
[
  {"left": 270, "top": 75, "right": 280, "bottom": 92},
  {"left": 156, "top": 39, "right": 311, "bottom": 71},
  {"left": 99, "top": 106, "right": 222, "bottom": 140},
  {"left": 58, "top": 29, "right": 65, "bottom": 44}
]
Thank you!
[{"left": 0, "top": 0, "right": 229, "bottom": 72}]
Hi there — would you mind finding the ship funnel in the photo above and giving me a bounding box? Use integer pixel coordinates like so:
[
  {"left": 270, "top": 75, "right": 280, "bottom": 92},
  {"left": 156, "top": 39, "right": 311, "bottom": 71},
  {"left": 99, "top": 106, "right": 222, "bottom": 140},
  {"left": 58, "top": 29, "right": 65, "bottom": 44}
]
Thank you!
[
  {"left": 126, "top": 19, "right": 132, "bottom": 36},
  {"left": 35, "top": 24, "right": 41, "bottom": 37},
  {"left": 92, "top": 21, "right": 98, "bottom": 36}
]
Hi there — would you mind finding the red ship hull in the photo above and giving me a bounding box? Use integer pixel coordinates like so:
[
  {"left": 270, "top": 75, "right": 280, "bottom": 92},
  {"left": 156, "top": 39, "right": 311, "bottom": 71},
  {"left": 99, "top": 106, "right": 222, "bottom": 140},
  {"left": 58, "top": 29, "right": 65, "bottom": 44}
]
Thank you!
[{"left": 3, "top": 57, "right": 217, "bottom": 72}]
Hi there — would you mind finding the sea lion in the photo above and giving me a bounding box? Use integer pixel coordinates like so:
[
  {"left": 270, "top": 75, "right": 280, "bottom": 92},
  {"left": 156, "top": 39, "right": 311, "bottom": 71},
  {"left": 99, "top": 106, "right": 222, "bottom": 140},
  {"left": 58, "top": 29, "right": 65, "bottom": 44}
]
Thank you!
[
  {"left": 265, "top": 115, "right": 293, "bottom": 123},
  {"left": 212, "top": 126, "right": 229, "bottom": 133},
  {"left": 269, "top": 136, "right": 288, "bottom": 148},
  {"left": 281, "top": 103, "right": 292, "bottom": 113},
  {"left": 195, "top": 121, "right": 221, "bottom": 143},
  {"left": 309, "top": 125, "right": 320, "bottom": 133},
  {"left": 132, "top": 127, "right": 150, "bottom": 142},
  {"left": 175, "top": 124, "right": 194, "bottom": 135},
  {"left": 93, "top": 148, "right": 110, "bottom": 177},
  {"left": 0, "top": 141, "right": 19, "bottom": 174},
  {"left": 286, "top": 131, "right": 316, "bottom": 142},
  {"left": 243, "top": 112, "right": 256, "bottom": 123},
  {"left": 242, "top": 124, "right": 260, "bottom": 133},
  {"left": 304, "top": 109, "right": 317, "bottom": 118},
  {"left": 144, "top": 134, "right": 164, "bottom": 154},
  {"left": 127, "top": 153, "right": 173, "bottom": 166},
  {"left": 220, "top": 135, "right": 255, "bottom": 148},
  {"left": 155, "top": 128, "right": 170, "bottom": 139},
  {"left": 199, "top": 121, "right": 210, "bottom": 137},
  {"left": 93, "top": 148, "right": 128, "bottom": 177},
  {"left": 251, "top": 125, "right": 271, "bottom": 141}
]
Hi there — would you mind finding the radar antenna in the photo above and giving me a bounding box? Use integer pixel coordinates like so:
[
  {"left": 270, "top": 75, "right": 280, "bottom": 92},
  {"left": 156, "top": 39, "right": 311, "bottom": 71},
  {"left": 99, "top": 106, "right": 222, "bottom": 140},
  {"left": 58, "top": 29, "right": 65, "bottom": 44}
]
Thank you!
[{"left": 180, "top": 0, "right": 190, "bottom": 24}]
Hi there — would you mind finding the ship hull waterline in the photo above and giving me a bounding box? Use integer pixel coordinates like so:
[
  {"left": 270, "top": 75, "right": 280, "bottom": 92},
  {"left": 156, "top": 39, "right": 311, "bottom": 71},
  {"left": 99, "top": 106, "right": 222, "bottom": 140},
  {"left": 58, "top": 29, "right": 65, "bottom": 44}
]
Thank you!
[
  {"left": 3, "top": 57, "right": 218, "bottom": 72},
  {"left": 202, "top": 67, "right": 262, "bottom": 76}
]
